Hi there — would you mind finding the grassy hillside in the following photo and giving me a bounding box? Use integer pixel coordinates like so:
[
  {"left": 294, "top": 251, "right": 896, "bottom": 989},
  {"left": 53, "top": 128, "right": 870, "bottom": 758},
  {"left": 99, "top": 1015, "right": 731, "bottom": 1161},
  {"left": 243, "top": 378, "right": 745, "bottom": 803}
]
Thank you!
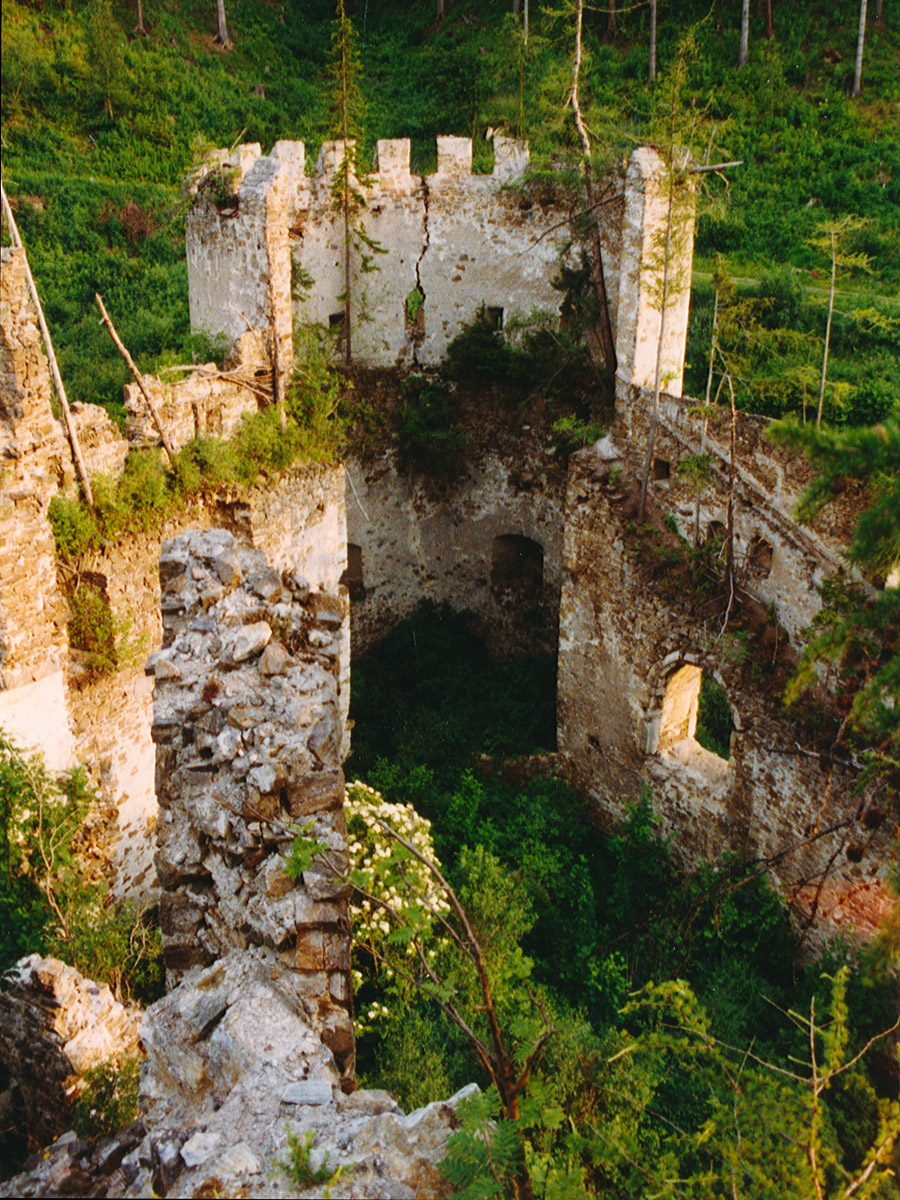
[{"left": 1, "top": 0, "right": 898, "bottom": 417}]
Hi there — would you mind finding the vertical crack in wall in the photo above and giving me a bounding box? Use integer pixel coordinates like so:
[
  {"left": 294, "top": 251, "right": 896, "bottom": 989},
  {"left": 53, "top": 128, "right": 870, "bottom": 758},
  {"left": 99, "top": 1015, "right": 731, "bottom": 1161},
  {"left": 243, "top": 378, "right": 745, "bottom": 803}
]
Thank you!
[{"left": 411, "top": 175, "right": 431, "bottom": 369}]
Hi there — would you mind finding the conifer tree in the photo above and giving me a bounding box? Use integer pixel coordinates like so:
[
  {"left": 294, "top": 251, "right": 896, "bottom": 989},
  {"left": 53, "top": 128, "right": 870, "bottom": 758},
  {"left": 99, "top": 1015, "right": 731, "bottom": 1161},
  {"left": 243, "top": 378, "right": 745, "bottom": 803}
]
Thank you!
[{"left": 328, "top": 0, "right": 382, "bottom": 364}]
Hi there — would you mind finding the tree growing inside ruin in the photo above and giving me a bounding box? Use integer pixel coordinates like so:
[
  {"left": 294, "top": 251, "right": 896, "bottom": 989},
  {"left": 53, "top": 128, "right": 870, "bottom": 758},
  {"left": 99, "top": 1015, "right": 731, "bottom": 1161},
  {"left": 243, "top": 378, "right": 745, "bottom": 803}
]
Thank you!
[
  {"left": 566, "top": 0, "right": 617, "bottom": 381},
  {"left": 810, "top": 216, "right": 871, "bottom": 428},
  {"left": 327, "top": 0, "right": 383, "bottom": 364},
  {"left": 637, "top": 30, "right": 703, "bottom": 521}
]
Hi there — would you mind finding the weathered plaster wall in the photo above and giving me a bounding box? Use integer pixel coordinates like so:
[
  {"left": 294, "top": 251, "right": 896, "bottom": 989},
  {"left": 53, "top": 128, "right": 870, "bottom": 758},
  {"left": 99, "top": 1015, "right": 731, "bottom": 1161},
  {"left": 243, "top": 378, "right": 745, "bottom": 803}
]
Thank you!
[
  {"left": 345, "top": 438, "right": 567, "bottom": 659},
  {"left": 558, "top": 439, "right": 893, "bottom": 940},
  {"left": 186, "top": 135, "right": 624, "bottom": 370},
  {"left": 149, "top": 530, "right": 354, "bottom": 1085},
  {"left": 614, "top": 147, "right": 696, "bottom": 399}
]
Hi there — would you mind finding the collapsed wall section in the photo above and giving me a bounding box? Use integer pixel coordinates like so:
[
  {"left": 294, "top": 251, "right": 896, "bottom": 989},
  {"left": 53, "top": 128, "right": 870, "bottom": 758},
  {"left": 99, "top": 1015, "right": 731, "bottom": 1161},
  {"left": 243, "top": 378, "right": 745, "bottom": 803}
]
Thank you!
[
  {"left": 149, "top": 529, "right": 354, "bottom": 1085},
  {"left": 615, "top": 384, "right": 862, "bottom": 639}
]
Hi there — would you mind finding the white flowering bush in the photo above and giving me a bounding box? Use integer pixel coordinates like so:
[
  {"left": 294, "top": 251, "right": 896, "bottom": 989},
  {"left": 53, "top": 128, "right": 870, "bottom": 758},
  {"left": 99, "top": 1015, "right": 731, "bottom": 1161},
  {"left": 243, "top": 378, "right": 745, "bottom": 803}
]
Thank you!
[{"left": 344, "top": 780, "right": 451, "bottom": 1032}]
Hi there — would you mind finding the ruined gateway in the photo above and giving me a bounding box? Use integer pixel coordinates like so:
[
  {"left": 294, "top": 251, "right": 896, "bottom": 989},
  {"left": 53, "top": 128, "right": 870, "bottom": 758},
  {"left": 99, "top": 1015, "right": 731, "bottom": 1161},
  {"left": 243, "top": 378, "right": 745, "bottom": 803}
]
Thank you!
[{"left": 0, "top": 135, "right": 893, "bottom": 1195}]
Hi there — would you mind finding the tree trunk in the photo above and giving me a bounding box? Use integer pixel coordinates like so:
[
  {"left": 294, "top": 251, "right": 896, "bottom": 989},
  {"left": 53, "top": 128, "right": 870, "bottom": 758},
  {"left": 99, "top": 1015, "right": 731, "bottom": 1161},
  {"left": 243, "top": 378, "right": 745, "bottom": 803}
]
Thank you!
[
  {"left": 512, "top": 0, "right": 520, "bottom": 13},
  {"left": 0, "top": 185, "right": 94, "bottom": 508},
  {"left": 852, "top": 0, "right": 868, "bottom": 95},
  {"left": 437, "top": 0, "right": 445, "bottom": 22},
  {"left": 569, "top": 0, "right": 618, "bottom": 381},
  {"left": 648, "top": 0, "right": 657, "bottom": 82},
  {"left": 134, "top": 0, "right": 147, "bottom": 36},
  {"left": 695, "top": 286, "right": 720, "bottom": 549},
  {"left": 215, "top": 0, "right": 231, "bottom": 46},
  {"left": 737, "top": 0, "right": 750, "bottom": 67},
  {"left": 765, "top": 0, "right": 774, "bottom": 39},
  {"left": 604, "top": 0, "right": 618, "bottom": 43},
  {"left": 524, "top": 0, "right": 529, "bottom": 42},
  {"left": 816, "top": 230, "right": 836, "bottom": 428},
  {"left": 95, "top": 294, "right": 176, "bottom": 462},
  {"left": 874, "top": 0, "right": 883, "bottom": 27}
]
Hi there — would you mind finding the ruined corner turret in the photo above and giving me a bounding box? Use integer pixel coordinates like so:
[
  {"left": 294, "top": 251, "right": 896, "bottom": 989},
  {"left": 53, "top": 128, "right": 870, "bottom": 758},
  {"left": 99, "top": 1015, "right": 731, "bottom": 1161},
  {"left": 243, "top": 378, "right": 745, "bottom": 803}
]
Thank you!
[{"left": 148, "top": 529, "right": 354, "bottom": 1086}]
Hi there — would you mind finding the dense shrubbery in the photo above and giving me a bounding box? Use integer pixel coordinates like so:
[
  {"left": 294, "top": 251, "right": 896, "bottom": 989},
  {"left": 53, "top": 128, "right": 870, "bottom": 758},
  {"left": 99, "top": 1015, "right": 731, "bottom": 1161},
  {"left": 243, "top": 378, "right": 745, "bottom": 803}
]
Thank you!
[
  {"left": 0, "top": 730, "right": 163, "bottom": 1004},
  {"left": 346, "top": 607, "right": 899, "bottom": 1192}
]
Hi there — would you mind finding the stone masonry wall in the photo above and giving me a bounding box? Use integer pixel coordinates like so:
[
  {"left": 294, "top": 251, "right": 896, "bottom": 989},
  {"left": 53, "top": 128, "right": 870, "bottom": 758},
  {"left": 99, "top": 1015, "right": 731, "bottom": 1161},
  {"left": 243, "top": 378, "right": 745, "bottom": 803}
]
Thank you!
[
  {"left": 615, "top": 382, "right": 865, "bottom": 640},
  {"left": 345, "top": 438, "right": 567, "bottom": 659},
  {"left": 558, "top": 439, "right": 894, "bottom": 942},
  {"left": 185, "top": 135, "right": 627, "bottom": 370},
  {"left": 149, "top": 529, "right": 354, "bottom": 1085}
]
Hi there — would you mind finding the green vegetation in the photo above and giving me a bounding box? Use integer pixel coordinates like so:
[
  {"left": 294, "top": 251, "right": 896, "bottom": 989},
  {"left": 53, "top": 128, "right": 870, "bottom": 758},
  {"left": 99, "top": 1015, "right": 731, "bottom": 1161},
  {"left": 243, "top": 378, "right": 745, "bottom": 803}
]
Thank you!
[
  {"left": 46, "top": 330, "right": 350, "bottom": 563},
  {"left": 71, "top": 1055, "right": 141, "bottom": 1140},
  {"left": 0, "top": 730, "right": 164, "bottom": 1004},
  {"left": 2, "top": 0, "right": 896, "bottom": 421},
  {"left": 343, "top": 607, "right": 899, "bottom": 1194},
  {"left": 695, "top": 672, "right": 735, "bottom": 759}
]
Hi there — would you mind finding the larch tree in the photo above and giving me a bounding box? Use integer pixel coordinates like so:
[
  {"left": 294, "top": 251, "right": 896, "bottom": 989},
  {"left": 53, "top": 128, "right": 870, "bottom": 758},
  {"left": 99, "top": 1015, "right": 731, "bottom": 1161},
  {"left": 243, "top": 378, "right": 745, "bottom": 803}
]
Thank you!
[
  {"left": 134, "top": 0, "right": 147, "bottom": 37},
  {"left": 328, "top": 0, "right": 383, "bottom": 365},
  {"left": 567, "top": 0, "right": 617, "bottom": 380}
]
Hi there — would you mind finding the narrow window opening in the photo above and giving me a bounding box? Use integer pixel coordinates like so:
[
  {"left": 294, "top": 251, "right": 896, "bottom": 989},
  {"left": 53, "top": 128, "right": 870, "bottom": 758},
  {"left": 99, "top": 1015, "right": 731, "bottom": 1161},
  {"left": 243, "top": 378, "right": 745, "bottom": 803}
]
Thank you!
[
  {"left": 652, "top": 458, "right": 671, "bottom": 480},
  {"left": 658, "top": 665, "right": 733, "bottom": 764},
  {"left": 485, "top": 306, "right": 504, "bottom": 331}
]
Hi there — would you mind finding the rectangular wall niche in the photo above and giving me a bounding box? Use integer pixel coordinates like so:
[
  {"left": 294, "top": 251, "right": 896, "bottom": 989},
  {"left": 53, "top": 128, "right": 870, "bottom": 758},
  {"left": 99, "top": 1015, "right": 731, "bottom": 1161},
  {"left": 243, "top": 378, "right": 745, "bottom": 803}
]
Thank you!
[
  {"left": 491, "top": 534, "right": 543, "bottom": 606},
  {"left": 340, "top": 543, "right": 365, "bottom": 600}
]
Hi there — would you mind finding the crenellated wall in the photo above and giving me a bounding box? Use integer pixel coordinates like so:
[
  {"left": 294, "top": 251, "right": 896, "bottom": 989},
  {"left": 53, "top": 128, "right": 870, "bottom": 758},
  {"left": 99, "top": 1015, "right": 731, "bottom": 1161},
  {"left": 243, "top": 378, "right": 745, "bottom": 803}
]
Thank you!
[{"left": 185, "top": 134, "right": 630, "bottom": 370}]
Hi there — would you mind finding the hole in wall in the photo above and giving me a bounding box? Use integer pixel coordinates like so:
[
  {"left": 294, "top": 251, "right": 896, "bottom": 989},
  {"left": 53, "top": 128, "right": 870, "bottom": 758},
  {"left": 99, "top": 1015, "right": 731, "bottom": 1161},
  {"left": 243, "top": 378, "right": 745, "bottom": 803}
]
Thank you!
[
  {"left": 405, "top": 287, "right": 425, "bottom": 333},
  {"left": 485, "top": 306, "right": 504, "bottom": 331},
  {"left": 490, "top": 534, "right": 543, "bottom": 607},
  {"left": 340, "top": 543, "right": 366, "bottom": 600},
  {"left": 747, "top": 535, "right": 774, "bottom": 576},
  {"left": 652, "top": 458, "right": 671, "bottom": 481},
  {"left": 657, "top": 664, "right": 733, "bottom": 767}
]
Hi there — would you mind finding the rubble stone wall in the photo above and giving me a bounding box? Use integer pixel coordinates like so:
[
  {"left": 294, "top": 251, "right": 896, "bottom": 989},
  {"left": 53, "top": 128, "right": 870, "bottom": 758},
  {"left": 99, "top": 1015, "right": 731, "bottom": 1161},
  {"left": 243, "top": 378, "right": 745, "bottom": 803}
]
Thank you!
[
  {"left": 0, "top": 248, "right": 72, "bottom": 698},
  {"left": 0, "top": 955, "right": 142, "bottom": 1144},
  {"left": 558, "top": 440, "right": 894, "bottom": 942},
  {"left": 149, "top": 529, "right": 354, "bottom": 1085}
]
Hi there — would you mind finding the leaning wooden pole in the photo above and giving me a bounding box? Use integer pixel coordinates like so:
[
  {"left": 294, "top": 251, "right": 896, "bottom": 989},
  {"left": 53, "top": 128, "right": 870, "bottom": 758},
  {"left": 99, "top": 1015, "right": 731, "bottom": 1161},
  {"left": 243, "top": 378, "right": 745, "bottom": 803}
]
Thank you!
[
  {"left": 94, "top": 293, "right": 177, "bottom": 463},
  {"left": 1, "top": 183, "right": 94, "bottom": 508}
]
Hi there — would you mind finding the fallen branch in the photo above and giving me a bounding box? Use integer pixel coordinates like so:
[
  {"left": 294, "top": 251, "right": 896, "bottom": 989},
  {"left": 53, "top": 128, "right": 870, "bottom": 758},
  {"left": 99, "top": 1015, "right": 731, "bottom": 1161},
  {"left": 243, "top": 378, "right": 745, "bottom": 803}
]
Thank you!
[{"left": 95, "top": 293, "right": 177, "bottom": 463}]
